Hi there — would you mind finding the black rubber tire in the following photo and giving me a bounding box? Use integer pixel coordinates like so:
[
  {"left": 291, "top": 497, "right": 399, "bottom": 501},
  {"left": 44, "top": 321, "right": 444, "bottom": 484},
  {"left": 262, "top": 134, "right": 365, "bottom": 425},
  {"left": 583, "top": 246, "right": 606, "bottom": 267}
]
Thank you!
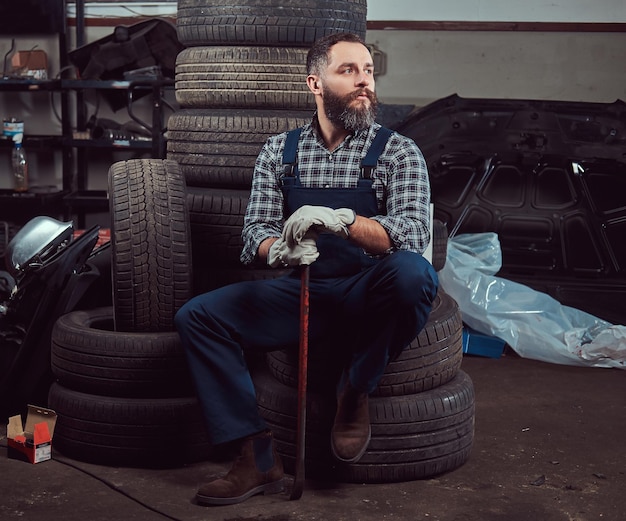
[
  {"left": 254, "top": 366, "right": 475, "bottom": 483},
  {"left": 187, "top": 186, "right": 290, "bottom": 293},
  {"left": 167, "top": 108, "right": 312, "bottom": 188},
  {"left": 175, "top": 46, "right": 314, "bottom": 110},
  {"left": 187, "top": 186, "right": 449, "bottom": 293},
  {"left": 432, "top": 219, "right": 448, "bottom": 272},
  {"left": 186, "top": 186, "right": 291, "bottom": 290},
  {"left": 176, "top": 0, "right": 367, "bottom": 47},
  {"left": 50, "top": 307, "right": 193, "bottom": 398},
  {"left": 108, "top": 159, "right": 192, "bottom": 332},
  {"left": 187, "top": 186, "right": 249, "bottom": 266},
  {"left": 48, "top": 382, "right": 211, "bottom": 468},
  {"left": 266, "top": 289, "right": 463, "bottom": 397}
]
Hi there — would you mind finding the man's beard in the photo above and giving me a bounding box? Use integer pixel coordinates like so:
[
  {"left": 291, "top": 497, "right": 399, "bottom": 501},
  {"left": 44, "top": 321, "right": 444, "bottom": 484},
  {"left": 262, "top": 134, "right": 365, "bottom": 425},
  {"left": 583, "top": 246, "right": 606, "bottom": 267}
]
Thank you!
[{"left": 322, "top": 87, "right": 378, "bottom": 132}]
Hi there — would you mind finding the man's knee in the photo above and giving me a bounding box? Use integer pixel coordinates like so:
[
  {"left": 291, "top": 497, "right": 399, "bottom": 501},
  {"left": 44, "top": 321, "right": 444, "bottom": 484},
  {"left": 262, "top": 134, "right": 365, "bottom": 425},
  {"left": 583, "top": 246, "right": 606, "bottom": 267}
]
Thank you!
[
  {"left": 384, "top": 251, "right": 438, "bottom": 305},
  {"left": 174, "top": 291, "right": 218, "bottom": 333},
  {"left": 174, "top": 296, "right": 203, "bottom": 339}
]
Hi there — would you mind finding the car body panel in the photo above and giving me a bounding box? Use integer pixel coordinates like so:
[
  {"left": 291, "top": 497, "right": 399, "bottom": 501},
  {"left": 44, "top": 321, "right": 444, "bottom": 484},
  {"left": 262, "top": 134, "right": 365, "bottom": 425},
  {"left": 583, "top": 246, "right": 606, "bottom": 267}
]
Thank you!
[{"left": 394, "top": 94, "right": 626, "bottom": 324}]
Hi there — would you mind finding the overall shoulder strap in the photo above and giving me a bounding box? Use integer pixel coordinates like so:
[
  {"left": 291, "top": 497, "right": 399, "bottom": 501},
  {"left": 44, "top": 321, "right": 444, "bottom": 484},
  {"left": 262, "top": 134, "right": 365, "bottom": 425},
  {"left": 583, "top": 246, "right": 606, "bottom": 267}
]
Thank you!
[
  {"left": 361, "top": 126, "right": 393, "bottom": 179},
  {"left": 281, "top": 127, "right": 303, "bottom": 177}
]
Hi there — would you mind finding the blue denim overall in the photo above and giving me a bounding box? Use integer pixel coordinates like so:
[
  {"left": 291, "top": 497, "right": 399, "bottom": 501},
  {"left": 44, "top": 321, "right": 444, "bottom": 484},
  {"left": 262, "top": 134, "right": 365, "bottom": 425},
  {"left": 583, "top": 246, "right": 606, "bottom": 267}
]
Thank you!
[
  {"left": 279, "top": 126, "right": 390, "bottom": 278},
  {"left": 175, "top": 127, "right": 438, "bottom": 445}
]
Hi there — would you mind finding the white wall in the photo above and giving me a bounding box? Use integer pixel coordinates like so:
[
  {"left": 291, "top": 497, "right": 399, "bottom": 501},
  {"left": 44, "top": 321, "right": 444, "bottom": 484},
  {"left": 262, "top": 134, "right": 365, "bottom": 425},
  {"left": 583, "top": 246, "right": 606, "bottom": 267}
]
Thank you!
[
  {"left": 366, "top": 0, "right": 626, "bottom": 23},
  {"left": 367, "top": 29, "right": 626, "bottom": 106},
  {"left": 70, "top": 1, "right": 626, "bottom": 23},
  {"left": 364, "top": 0, "right": 626, "bottom": 105}
]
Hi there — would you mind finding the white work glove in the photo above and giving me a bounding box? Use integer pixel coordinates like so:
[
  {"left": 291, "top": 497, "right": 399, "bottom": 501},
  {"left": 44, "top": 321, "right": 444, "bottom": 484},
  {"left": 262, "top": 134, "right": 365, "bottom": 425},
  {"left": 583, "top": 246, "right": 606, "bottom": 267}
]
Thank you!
[
  {"left": 282, "top": 205, "right": 356, "bottom": 245},
  {"left": 267, "top": 235, "right": 319, "bottom": 268}
]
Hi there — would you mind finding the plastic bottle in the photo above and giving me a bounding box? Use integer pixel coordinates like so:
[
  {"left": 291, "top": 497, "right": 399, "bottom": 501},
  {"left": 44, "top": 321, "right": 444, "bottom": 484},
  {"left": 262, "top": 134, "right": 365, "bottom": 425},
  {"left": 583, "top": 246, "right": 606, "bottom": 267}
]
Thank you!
[{"left": 11, "top": 134, "right": 28, "bottom": 192}]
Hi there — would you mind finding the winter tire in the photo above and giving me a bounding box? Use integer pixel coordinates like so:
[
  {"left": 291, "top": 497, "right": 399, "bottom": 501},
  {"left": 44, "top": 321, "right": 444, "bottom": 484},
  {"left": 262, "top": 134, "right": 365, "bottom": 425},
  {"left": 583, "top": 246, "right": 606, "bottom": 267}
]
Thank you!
[
  {"left": 254, "top": 366, "right": 475, "bottom": 483},
  {"left": 176, "top": 0, "right": 367, "bottom": 47},
  {"left": 48, "top": 382, "right": 211, "bottom": 468},
  {"left": 108, "top": 159, "right": 192, "bottom": 332},
  {"left": 266, "top": 289, "right": 463, "bottom": 396},
  {"left": 50, "top": 307, "right": 193, "bottom": 398}
]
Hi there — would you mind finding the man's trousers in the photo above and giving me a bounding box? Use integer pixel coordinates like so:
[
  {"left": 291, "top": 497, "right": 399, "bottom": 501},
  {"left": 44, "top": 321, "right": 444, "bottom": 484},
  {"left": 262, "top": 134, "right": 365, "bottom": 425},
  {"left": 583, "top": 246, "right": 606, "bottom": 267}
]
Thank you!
[{"left": 174, "top": 250, "right": 438, "bottom": 445}]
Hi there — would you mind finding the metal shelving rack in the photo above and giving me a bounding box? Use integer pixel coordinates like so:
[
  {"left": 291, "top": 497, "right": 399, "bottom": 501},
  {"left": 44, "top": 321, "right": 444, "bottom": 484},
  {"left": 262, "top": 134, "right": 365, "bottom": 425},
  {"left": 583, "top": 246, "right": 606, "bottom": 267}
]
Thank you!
[{"left": 0, "top": 0, "right": 72, "bottom": 225}]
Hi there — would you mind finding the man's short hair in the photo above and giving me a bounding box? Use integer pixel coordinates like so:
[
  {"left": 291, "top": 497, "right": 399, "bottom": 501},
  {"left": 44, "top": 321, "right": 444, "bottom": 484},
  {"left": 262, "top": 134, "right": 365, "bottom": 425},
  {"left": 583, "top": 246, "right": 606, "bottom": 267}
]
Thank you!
[{"left": 306, "top": 33, "right": 367, "bottom": 76}]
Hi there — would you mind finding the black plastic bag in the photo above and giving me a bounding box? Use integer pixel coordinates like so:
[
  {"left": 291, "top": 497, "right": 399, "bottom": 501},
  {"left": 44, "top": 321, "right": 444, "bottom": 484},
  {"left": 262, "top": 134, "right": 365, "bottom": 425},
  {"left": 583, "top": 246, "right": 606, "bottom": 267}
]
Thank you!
[{"left": 69, "top": 18, "right": 183, "bottom": 110}]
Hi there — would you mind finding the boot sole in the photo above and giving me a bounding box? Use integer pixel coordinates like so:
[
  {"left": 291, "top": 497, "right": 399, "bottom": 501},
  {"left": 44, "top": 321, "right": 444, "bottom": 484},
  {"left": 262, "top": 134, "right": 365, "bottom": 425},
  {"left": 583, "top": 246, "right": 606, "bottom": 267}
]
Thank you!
[{"left": 196, "top": 478, "right": 285, "bottom": 506}]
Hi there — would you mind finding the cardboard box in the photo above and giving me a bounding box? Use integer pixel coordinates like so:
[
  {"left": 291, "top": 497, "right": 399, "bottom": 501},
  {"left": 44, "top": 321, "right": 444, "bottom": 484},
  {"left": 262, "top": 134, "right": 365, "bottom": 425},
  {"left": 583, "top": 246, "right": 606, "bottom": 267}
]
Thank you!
[
  {"left": 11, "top": 49, "right": 48, "bottom": 80},
  {"left": 462, "top": 325, "right": 506, "bottom": 359},
  {"left": 7, "top": 405, "right": 57, "bottom": 464}
]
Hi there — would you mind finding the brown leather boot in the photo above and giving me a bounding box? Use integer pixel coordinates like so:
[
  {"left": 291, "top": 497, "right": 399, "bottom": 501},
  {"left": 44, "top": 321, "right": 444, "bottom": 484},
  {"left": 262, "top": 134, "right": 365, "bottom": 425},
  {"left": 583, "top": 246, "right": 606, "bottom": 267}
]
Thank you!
[
  {"left": 331, "top": 381, "right": 371, "bottom": 463},
  {"left": 196, "top": 430, "right": 284, "bottom": 506}
]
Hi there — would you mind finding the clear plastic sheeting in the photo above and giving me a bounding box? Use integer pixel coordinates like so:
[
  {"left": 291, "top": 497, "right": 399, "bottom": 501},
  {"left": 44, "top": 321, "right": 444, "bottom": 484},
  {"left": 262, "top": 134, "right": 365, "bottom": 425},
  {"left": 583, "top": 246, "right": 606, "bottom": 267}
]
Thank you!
[{"left": 438, "top": 233, "right": 626, "bottom": 369}]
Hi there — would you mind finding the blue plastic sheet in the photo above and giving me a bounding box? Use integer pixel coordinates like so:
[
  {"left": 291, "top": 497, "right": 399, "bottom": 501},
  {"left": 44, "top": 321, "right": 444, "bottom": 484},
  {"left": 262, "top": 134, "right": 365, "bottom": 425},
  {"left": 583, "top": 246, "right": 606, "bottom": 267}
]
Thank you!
[{"left": 438, "top": 233, "right": 626, "bottom": 369}]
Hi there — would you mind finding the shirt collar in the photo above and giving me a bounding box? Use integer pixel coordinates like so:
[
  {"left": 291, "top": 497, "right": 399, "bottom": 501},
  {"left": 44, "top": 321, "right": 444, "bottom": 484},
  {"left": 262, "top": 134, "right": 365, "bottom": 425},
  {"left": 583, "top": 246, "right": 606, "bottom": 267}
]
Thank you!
[{"left": 309, "top": 113, "right": 378, "bottom": 150}]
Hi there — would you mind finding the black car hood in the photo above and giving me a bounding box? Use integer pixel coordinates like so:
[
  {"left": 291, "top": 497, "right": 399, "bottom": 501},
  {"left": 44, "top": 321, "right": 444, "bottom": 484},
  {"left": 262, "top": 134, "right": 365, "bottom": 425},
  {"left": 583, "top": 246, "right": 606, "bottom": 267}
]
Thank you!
[{"left": 394, "top": 94, "right": 626, "bottom": 325}]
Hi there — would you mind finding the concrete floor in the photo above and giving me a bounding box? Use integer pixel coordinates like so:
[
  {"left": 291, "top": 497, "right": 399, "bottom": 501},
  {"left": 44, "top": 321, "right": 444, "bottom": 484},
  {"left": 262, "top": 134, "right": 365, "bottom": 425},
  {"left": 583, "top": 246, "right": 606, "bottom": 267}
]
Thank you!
[{"left": 1, "top": 353, "right": 625, "bottom": 521}]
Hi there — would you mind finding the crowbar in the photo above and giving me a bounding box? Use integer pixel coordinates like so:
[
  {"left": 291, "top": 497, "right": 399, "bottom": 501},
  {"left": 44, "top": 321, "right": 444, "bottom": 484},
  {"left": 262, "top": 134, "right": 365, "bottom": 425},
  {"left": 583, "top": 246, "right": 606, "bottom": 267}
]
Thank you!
[{"left": 290, "top": 264, "right": 310, "bottom": 500}]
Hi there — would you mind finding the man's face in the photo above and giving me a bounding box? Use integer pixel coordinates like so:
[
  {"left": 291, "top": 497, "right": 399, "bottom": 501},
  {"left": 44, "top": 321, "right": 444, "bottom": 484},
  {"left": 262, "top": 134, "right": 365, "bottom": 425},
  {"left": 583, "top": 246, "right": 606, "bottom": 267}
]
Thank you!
[{"left": 318, "top": 41, "right": 378, "bottom": 132}]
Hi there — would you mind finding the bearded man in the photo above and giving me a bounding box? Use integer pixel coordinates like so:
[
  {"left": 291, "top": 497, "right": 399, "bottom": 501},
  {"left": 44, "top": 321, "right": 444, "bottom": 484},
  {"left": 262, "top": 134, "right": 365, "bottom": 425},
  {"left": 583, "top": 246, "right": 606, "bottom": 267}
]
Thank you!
[{"left": 175, "top": 32, "right": 438, "bottom": 506}]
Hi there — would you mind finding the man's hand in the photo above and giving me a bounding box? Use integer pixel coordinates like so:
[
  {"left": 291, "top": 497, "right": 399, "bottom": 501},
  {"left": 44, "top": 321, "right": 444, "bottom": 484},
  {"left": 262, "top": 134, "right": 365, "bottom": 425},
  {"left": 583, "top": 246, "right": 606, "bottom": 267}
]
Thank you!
[
  {"left": 267, "top": 235, "right": 319, "bottom": 268},
  {"left": 283, "top": 205, "right": 356, "bottom": 245}
]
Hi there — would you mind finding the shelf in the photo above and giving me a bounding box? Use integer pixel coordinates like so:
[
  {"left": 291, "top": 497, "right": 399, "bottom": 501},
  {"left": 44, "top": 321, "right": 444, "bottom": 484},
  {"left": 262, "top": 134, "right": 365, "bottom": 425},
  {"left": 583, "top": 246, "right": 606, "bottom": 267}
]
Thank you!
[
  {"left": 0, "top": 189, "right": 67, "bottom": 218},
  {"left": 0, "top": 78, "right": 62, "bottom": 91},
  {"left": 0, "top": 0, "right": 72, "bottom": 221},
  {"left": 0, "top": 1, "right": 172, "bottom": 226},
  {"left": 0, "top": 135, "right": 63, "bottom": 149},
  {"left": 64, "top": 190, "right": 109, "bottom": 211},
  {"left": 0, "top": 78, "right": 173, "bottom": 96},
  {"left": 62, "top": 79, "right": 174, "bottom": 90},
  {"left": 66, "top": 138, "right": 153, "bottom": 150}
]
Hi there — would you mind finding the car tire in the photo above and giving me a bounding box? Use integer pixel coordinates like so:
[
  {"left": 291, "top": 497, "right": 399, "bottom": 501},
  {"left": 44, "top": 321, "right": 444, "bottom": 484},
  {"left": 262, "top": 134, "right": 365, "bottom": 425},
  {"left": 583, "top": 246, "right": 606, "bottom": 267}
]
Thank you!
[
  {"left": 108, "top": 159, "right": 192, "bottom": 332},
  {"left": 254, "top": 366, "right": 475, "bottom": 483},
  {"left": 176, "top": 0, "right": 367, "bottom": 47},
  {"left": 175, "top": 46, "right": 315, "bottom": 110},
  {"left": 167, "top": 108, "right": 312, "bottom": 188},
  {"left": 50, "top": 307, "right": 193, "bottom": 398},
  {"left": 266, "top": 289, "right": 463, "bottom": 397},
  {"left": 48, "top": 382, "right": 211, "bottom": 468}
]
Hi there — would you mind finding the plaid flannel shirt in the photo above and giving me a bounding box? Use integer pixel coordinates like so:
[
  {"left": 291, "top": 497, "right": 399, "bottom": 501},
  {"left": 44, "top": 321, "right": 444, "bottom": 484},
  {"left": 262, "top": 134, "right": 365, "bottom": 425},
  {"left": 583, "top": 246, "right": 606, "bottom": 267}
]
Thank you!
[{"left": 240, "top": 119, "right": 431, "bottom": 265}]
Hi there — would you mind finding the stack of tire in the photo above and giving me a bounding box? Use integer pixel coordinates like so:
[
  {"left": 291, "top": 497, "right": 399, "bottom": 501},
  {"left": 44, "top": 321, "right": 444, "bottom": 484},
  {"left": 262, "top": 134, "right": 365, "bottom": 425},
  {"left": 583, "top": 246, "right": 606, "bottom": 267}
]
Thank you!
[
  {"left": 171, "top": 0, "right": 475, "bottom": 483},
  {"left": 169, "top": 0, "right": 369, "bottom": 292},
  {"left": 48, "top": 1, "right": 476, "bottom": 480},
  {"left": 47, "top": 159, "right": 212, "bottom": 468}
]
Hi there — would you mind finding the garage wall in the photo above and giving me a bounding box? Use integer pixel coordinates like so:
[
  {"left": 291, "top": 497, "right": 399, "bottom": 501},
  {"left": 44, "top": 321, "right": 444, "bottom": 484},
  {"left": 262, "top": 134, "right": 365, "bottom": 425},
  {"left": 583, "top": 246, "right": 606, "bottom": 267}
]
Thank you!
[
  {"left": 366, "top": 0, "right": 626, "bottom": 23},
  {"left": 367, "top": 29, "right": 626, "bottom": 106},
  {"left": 1, "top": 3, "right": 625, "bottom": 190},
  {"left": 67, "top": 27, "right": 626, "bottom": 108},
  {"left": 69, "top": 0, "right": 626, "bottom": 24},
  {"left": 66, "top": 1, "right": 626, "bottom": 107},
  {"left": 63, "top": 0, "right": 626, "bottom": 107}
]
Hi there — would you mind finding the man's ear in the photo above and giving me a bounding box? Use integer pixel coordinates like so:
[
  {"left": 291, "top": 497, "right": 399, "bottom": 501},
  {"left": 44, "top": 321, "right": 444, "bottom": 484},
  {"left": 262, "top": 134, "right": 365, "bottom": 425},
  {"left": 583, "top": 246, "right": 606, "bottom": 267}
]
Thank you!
[{"left": 307, "top": 75, "right": 321, "bottom": 94}]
